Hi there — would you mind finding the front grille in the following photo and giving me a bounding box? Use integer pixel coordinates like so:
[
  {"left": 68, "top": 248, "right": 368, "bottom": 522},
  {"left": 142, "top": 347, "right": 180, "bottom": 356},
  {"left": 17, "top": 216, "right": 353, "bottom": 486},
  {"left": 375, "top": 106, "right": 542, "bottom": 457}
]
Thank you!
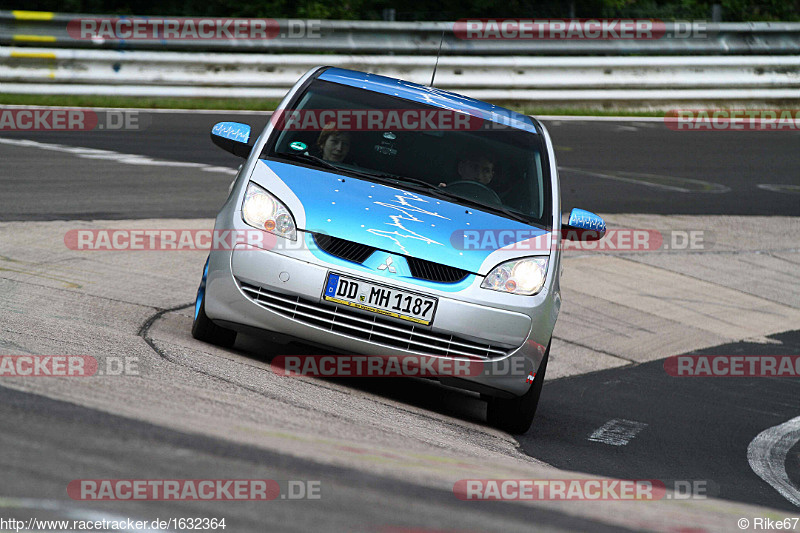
[
  {"left": 237, "top": 280, "right": 511, "bottom": 360},
  {"left": 313, "top": 233, "right": 375, "bottom": 264},
  {"left": 312, "top": 233, "right": 471, "bottom": 284},
  {"left": 407, "top": 256, "right": 469, "bottom": 283}
]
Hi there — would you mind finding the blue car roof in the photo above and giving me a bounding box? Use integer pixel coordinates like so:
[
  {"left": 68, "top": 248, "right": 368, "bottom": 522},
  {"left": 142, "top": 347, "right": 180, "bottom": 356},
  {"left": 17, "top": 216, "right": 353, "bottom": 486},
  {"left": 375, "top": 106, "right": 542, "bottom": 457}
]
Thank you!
[{"left": 317, "top": 67, "right": 538, "bottom": 134}]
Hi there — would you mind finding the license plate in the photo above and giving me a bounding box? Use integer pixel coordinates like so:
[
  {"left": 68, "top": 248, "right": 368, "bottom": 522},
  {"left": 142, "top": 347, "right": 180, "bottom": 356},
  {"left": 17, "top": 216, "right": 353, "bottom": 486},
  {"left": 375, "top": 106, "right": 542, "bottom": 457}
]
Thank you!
[{"left": 323, "top": 273, "right": 437, "bottom": 326}]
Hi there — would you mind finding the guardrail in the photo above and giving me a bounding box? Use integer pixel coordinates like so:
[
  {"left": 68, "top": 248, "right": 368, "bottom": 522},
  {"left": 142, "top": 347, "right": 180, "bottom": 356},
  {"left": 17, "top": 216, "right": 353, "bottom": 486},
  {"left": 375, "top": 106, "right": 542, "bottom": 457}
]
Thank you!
[
  {"left": 2, "top": 10, "right": 799, "bottom": 106},
  {"left": 3, "top": 10, "right": 800, "bottom": 55},
  {"left": 2, "top": 47, "right": 799, "bottom": 105}
]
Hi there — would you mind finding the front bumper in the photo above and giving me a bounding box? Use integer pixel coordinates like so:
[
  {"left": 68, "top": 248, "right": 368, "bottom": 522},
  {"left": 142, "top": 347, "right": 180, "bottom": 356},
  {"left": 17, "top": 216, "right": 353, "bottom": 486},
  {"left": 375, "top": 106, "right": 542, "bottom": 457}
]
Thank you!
[{"left": 205, "top": 232, "right": 558, "bottom": 398}]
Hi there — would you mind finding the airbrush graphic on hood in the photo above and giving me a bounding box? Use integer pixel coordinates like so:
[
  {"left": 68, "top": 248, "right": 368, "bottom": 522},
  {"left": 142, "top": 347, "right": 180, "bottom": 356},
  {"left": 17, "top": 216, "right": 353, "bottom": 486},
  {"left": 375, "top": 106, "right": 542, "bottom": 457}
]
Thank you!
[
  {"left": 365, "top": 190, "right": 450, "bottom": 254},
  {"left": 252, "top": 159, "right": 547, "bottom": 273}
]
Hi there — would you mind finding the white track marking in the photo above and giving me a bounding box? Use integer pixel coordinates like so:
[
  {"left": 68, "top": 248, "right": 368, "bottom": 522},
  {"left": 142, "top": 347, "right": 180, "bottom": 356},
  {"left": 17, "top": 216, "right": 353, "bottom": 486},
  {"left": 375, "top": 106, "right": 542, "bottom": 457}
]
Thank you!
[
  {"left": 537, "top": 115, "right": 664, "bottom": 122},
  {"left": 757, "top": 184, "right": 800, "bottom": 194},
  {"left": 0, "top": 137, "right": 237, "bottom": 175},
  {"left": 588, "top": 419, "right": 648, "bottom": 446},
  {"left": 0, "top": 497, "right": 168, "bottom": 532},
  {"left": 0, "top": 105, "right": 666, "bottom": 122},
  {"left": 559, "top": 166, "right": 731, "bottom": 193},
  {"left": 0, "top": 104, "right": 261, "bottom": 115},
  {"left": 747, "top": 416, "right": 800, "bottom": 508}
]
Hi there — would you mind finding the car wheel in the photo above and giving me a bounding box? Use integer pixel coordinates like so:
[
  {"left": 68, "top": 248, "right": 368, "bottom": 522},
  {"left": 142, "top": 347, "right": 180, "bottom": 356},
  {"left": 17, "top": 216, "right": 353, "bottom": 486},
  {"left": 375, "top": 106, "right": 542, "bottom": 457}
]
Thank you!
[
  {"left": 191, "top": 258, "right": 237, "bottom": 348},
  {"left": 486, "top": 343, "right": 549, "bottom": 434}
]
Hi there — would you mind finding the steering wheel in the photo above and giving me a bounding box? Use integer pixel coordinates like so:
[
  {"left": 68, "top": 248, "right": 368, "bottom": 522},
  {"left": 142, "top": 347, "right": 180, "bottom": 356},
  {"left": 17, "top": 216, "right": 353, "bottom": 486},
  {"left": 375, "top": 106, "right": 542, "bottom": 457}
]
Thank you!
[{"left": 445, "top": 180, "right": 503, "bottom": 206}]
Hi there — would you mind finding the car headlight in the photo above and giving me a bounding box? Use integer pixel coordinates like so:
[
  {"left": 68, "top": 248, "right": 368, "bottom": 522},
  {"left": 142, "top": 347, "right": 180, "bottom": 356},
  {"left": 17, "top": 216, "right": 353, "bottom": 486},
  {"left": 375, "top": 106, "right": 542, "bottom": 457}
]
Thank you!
[
  {"left": 481, "top": 257, "right": 548, "bottom": 296},
  {"left": 241, "top": 182, "right": 297, "bottom": 241}
]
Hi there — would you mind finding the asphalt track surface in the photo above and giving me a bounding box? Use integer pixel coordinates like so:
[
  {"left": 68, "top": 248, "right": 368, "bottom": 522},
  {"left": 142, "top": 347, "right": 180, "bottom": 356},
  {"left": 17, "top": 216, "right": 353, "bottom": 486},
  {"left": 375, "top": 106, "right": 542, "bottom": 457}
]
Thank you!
[
  {"left": 0, "top": 384, "right": 631, "bottom": 533},
  {"left": 522, "top": 330, "right": 800, "bottom": 513},
  {"left": 1, "top": 111, "right": 799, "bottom": 220},
  {"left": 1, "top": 111, "right": 799, "bottom": 530}
]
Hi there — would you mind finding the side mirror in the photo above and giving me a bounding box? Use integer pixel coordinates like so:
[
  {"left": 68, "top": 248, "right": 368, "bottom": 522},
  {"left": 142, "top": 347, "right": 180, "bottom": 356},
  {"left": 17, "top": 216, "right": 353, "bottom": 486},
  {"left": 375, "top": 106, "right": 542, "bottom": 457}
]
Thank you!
[
  {"left": 210, "top": 121, "right": 252, "bottom": 158},
  {"left": 562, "top": 208, "right": 606, "bottom": 241}
]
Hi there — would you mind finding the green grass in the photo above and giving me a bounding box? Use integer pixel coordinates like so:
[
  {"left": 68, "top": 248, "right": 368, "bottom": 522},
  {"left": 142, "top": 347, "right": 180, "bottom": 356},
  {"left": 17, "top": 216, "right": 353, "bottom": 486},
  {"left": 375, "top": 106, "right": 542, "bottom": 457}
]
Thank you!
[
  {"left": 0, "top": 93, "right": 668, "bottom": 117},
  {"left": 0, "top": 94, "right": 283, "bottom": 111},
  {"left": 517, "top": 107, "right": 665, "bottom": 117}
]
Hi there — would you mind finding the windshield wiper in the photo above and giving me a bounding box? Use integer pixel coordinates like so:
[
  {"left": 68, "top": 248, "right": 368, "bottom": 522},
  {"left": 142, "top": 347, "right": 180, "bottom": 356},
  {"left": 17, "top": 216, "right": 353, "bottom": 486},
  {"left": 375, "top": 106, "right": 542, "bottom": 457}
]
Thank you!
[
  {"left": 275, "top": 154, "right": 412, "bottom": 188},
  {"left": 275, "top": 154, "right": 537, "bottom": 226},
  {"left": 276, "top": 151, "right": 342, "bottom": 172},
  {"left": 476, "top": 203, "right": 532, "bottom": 225},
  {"left": 372, "top": 174, "right": 535, "bottom": 225}
]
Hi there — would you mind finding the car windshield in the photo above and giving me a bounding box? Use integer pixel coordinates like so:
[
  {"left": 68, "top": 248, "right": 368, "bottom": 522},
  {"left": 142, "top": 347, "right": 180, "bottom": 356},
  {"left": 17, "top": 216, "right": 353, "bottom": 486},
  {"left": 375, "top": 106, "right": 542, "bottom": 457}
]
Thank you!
[{"left": 263, "top": 78, "right": 551, "bottom": 228}]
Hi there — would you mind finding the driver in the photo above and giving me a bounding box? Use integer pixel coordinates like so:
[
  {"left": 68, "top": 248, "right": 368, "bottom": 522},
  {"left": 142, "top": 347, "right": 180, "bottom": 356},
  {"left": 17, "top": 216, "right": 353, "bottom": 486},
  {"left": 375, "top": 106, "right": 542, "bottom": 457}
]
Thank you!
[
  {"left": 438, "top": 155, "right": 496, "bottom": 189},
  {"left": 457, "top": 155, "right": 495, "bottom": 185}
]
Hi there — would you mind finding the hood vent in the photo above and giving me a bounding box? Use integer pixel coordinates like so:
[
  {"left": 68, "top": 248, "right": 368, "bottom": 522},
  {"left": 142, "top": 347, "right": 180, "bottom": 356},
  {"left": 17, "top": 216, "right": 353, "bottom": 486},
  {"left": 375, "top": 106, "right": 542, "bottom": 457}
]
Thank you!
[{"left": 312, "top": 233, "right": 470, "bottom": 284}]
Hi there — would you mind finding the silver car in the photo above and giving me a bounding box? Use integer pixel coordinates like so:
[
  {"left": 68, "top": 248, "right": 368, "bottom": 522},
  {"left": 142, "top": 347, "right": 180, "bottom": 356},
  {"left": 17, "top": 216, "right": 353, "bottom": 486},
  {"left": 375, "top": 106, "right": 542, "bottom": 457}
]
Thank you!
[{"left": 191, "top": 66, "right": 605, "bottom": 433}]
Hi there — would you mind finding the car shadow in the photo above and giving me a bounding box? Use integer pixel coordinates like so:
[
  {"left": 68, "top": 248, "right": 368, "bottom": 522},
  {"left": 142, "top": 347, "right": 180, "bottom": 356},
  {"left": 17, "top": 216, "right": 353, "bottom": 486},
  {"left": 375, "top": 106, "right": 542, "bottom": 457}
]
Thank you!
[{"left": 232, "top": 331, "right": 489, "bottom": 428}]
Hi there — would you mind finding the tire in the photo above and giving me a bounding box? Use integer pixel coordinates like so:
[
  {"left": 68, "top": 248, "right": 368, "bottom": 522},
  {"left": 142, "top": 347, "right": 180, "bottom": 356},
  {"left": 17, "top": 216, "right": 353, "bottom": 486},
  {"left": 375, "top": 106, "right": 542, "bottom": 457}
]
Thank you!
[
  {"left": 486, "top": 343, "right": 549, "bottom": 434},
  {"left": 191, "top": 258, "right": 237, "bottom": 348}
]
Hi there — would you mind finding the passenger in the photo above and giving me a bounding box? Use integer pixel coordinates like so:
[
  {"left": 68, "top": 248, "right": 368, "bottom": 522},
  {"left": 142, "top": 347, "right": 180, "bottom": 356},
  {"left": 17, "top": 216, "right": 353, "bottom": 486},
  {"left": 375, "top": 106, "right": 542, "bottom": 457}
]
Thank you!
[{"left": 316, "top": 123, "right": 352, "bottom": 163}]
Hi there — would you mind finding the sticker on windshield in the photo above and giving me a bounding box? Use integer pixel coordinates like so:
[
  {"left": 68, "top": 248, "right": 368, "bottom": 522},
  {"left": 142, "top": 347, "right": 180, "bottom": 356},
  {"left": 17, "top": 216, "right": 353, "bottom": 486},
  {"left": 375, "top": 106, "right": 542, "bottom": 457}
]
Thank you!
[
  {"left": 374, "top": 145, "right": 397, "bottom": 156},
  {"left": 289, "top": 141, "right": 307, "bottom": 151}
]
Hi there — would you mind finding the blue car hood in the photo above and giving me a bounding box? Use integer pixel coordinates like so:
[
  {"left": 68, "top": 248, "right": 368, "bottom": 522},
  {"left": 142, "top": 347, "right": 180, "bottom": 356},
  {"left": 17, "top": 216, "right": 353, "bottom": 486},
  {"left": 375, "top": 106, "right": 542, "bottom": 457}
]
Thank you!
[{"left": 259, "top": 160, "right": 548, "bottom": 273}]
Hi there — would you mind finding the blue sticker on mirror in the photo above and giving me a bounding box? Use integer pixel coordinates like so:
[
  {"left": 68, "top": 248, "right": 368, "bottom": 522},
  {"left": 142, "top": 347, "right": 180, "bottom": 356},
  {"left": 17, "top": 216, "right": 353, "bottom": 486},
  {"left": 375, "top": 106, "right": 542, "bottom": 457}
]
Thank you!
[
  {"left": 289, "top": 141, "right": 307, "bottom": 151},
  {"left": 568, "top": 208, "right": 606, "bottom": 233},
  {"left": 211, "top": 122, "right": 250, "bottom": 143}
]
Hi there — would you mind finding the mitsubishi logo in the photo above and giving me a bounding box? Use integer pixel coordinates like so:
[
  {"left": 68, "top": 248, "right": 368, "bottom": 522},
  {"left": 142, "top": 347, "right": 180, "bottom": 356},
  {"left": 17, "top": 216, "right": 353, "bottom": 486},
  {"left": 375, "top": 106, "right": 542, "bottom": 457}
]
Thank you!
[{"left": 377, "top": 256, "right": 396, "bottom": 273}]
